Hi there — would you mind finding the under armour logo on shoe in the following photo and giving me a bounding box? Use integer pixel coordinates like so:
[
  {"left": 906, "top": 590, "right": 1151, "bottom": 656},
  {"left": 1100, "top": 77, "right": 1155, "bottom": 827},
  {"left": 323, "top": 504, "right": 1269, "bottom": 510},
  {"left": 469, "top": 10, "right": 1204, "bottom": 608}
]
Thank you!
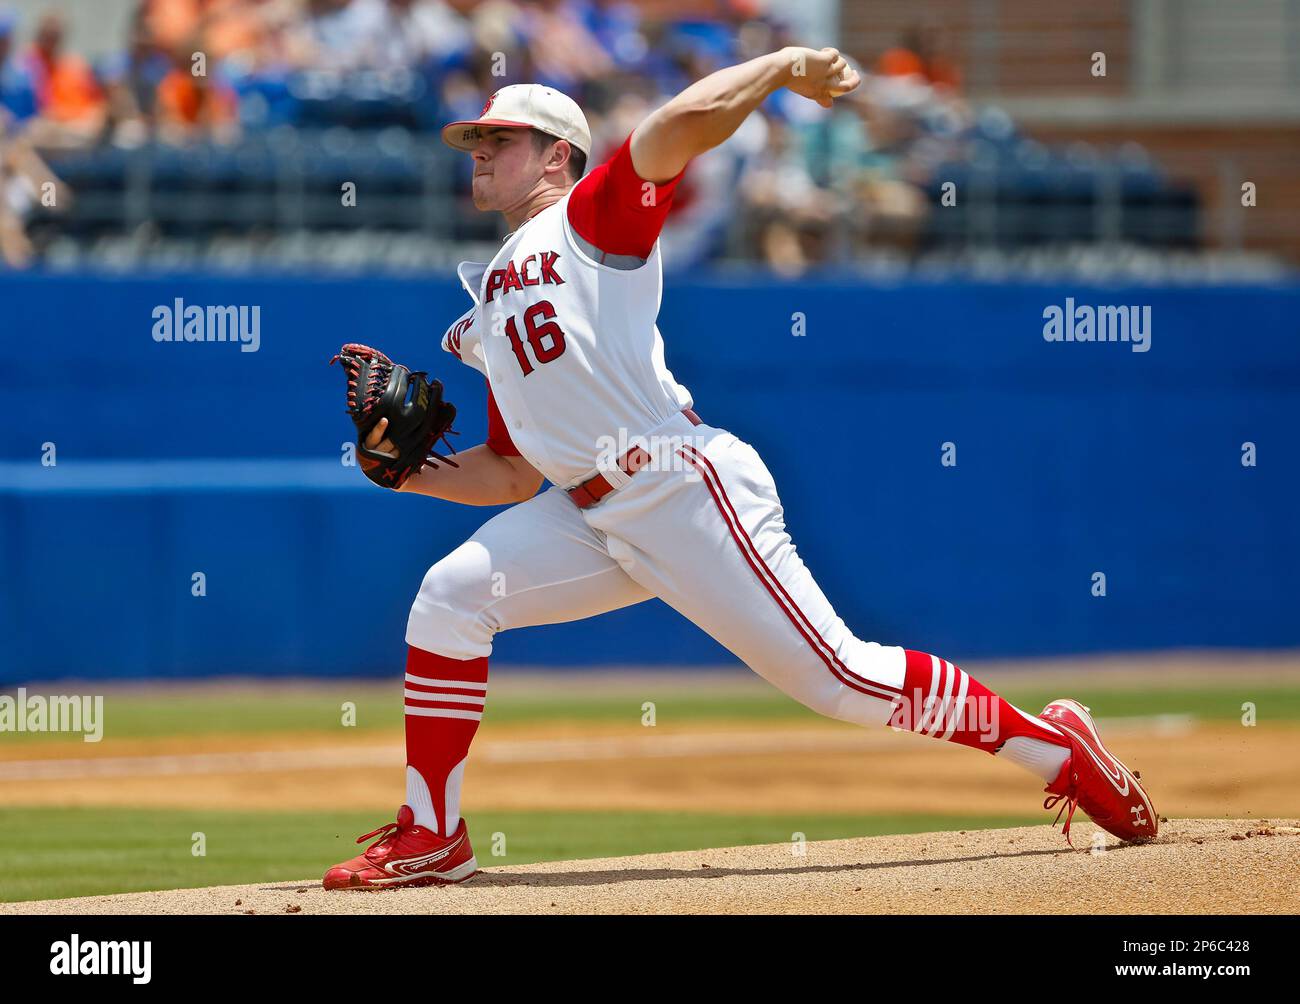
[{"left": 1130, "top": 805, "right": 1149, "bottom": 827}]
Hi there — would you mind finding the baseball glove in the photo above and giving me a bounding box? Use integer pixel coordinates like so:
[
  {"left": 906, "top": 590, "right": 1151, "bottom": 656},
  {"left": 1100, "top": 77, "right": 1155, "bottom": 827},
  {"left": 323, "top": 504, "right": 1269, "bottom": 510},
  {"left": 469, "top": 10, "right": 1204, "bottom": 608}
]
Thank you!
[{"left": 331, "top": 343, "right": 458, "bottom": 489}]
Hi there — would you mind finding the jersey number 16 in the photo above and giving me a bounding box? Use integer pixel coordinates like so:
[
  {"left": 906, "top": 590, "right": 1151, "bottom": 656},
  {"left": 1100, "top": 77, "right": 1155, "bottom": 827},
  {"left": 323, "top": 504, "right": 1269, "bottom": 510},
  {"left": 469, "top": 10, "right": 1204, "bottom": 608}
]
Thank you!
[{"left": 502, "top": 300, "right": 566, "bottom": 376}]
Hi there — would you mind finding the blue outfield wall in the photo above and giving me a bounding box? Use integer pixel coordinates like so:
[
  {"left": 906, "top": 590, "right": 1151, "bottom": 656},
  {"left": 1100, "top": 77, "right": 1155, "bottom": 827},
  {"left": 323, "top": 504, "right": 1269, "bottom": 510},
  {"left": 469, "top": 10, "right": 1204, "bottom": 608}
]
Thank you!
[{"left": 2, "top": 270, "right": 1298, "bottom": 680}]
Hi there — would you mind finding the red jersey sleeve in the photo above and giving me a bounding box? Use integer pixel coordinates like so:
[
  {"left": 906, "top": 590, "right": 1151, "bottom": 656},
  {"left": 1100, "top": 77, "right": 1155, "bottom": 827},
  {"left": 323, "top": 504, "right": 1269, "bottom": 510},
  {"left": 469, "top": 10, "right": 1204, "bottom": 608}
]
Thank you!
[
  {"left": 485, "top": 381, "right": 521, "bottom": 457},
  {"left": 566, "top": 133, "right": 686, "bottom": 259}
]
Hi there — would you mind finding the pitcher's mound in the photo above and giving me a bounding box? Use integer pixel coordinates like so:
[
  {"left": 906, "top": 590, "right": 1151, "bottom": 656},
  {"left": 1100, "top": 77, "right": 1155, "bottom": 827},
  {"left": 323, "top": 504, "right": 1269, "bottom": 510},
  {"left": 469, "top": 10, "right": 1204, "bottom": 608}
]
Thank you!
[{"left": 6, "top": 819, "right": 1297, "bottom": 915}]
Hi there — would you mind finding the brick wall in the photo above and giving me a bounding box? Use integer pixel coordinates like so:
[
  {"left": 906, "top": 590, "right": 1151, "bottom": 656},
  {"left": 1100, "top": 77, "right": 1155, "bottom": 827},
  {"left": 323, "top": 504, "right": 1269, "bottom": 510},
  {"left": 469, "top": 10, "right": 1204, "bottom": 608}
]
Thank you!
[{"left": 841, "top": 0, "right": 1132, "bottom": 95}]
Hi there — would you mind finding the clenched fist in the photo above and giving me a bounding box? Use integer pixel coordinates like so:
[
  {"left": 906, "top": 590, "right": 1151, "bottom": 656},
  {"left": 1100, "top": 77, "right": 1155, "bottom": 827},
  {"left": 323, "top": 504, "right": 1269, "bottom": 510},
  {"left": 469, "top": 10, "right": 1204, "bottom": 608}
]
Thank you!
[{"left": 780, "top": 46, "right": 861, "bottom": 107}]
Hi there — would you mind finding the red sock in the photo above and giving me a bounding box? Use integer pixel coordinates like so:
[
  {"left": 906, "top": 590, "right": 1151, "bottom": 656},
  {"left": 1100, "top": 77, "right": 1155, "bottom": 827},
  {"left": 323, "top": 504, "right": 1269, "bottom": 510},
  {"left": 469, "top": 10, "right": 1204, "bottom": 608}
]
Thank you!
[
  {"left": 402, "top": 645, "right": 489, "bottom": 835},
  {"left": 887, "top": 649, "right": 1067, "bottom": 754}
]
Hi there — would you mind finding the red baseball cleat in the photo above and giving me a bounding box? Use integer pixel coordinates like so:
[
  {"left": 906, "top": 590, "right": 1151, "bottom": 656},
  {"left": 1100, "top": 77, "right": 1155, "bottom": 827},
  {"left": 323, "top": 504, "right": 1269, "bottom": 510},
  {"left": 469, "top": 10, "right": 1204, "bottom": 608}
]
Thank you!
[
  {"left": 1038, "top": 699, "right": 1157, "bottom": 846},
  {"left": 323, "top": 805, "right": 478, "bottom": 890}
]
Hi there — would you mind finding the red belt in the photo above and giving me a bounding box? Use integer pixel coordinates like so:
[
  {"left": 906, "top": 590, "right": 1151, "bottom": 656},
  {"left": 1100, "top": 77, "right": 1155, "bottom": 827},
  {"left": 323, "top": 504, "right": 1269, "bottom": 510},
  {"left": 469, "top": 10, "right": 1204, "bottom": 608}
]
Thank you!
[{"left": 566, "top": 409, "right": 702, "bottom": 510}]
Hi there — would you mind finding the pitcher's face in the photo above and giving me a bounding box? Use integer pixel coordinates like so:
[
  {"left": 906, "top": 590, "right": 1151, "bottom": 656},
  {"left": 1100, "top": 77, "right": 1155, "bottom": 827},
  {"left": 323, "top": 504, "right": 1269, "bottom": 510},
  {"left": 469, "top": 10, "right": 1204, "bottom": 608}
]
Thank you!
[{"left": 469, "top": 128, "right": 549, "bottom": 213}]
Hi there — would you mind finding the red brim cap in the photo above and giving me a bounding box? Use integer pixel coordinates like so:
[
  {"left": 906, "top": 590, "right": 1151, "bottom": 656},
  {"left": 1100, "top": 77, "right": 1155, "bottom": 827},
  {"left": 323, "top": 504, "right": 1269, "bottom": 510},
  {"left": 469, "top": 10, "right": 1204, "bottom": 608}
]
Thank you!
[{"left": 441, "top": 118, "right": 536, "bottom": 152}]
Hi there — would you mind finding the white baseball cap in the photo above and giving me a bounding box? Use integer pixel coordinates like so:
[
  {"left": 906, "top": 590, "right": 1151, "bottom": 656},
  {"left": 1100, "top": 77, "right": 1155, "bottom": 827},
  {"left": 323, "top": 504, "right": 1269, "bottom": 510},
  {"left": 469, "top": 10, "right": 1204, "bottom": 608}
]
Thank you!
[{"left": 441, "top": 83, "right": 592, "bottom": 157}]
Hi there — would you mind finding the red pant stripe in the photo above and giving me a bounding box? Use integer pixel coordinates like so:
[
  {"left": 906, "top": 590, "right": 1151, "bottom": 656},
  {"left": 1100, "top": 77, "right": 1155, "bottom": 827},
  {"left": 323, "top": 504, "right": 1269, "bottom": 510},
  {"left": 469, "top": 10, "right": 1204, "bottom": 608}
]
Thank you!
[{"left": 680, "top": 445, "right": 901, "bottom": 703}]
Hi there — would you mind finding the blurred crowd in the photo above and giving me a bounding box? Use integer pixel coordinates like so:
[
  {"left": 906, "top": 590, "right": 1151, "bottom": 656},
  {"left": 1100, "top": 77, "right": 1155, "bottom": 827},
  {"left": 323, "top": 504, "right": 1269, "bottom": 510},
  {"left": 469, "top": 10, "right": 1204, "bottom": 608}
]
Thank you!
[{"left": 0, "top": 0, "right": 981, "bottom": 272}]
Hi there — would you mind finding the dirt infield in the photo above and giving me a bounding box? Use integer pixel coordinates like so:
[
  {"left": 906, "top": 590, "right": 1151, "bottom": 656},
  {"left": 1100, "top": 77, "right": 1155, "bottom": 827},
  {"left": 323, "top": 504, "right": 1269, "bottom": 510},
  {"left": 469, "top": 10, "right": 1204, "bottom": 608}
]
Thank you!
[
  {"left": 5, "top": 658, "right": 1298, "bottom": 822},
  {"left": 6, "top": 819, "right": 1297, "bottom": 915},
  {"left": 3, "top": 720, "right": 1297, "bottom": 820}
]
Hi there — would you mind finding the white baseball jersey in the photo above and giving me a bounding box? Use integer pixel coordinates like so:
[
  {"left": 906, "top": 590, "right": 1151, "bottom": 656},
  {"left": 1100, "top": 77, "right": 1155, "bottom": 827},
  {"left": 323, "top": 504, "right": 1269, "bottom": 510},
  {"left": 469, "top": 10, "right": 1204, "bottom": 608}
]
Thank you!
[{"left": 441, "top": 188, "right": 693, "bottom": 488}]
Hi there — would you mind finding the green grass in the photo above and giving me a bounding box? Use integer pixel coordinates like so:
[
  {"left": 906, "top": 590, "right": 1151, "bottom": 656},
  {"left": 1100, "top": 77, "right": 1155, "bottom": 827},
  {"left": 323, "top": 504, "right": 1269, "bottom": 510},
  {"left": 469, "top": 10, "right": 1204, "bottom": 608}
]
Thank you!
[
  {"left": 0, "top": 688, "right": 403, "bottom": 741},
  {"left": 0, "top": 807, "right": 1040, "bottom": 903},
  {"left": 494, "top": 684, "right": 1300, "bottom": 725},
  {"left": 2, "top": 681, "right": 1295, "bottom": 745},
  {"left": 0, "top": 686, "right": 829, "bottom": 741},
  {"left": 999, "top": 685, "right": 1300, "bottom": 722}
]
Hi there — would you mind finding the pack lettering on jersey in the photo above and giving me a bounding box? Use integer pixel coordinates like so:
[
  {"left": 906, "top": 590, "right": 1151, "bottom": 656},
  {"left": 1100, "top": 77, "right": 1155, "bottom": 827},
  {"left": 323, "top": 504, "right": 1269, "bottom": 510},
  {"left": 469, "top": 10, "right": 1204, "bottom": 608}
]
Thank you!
[
  {"left": 443, "top": 191, "right": 693, "bottom": 487},
  {"left": 484, "top": 252, "right": 565, "bottom": 303}
]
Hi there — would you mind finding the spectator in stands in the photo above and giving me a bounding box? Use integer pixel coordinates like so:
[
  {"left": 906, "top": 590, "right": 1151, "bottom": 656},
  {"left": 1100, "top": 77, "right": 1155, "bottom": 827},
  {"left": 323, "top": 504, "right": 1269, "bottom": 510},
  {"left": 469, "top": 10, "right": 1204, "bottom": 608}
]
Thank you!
[
  {"left": 0, "top": 8, "right": 29, "bottom": 266},
  {"left": 100, "top": 3, "right": 172, "bottom": 147},
  {"left": 285, "top": 0, "right": 387, "bottom": 73},
  {"left": 20, "top": 12, "right": 108, "bottom": 150},
  {"left": 0, "top": 169, "right": 33, "bottom": 267},
  {"left": 518, "top": 0, "right": 613, "bottom": 92},
  {"left": 0, "top": 10, "right": 71, "bottom": 269},
  {"left": 579, "top": 0, "right": 646, "bottom": 71},
  {"left": 737, "top": 115, "right": 837, "bottom": 276},
  {"left": 6, "top": 0, "right": 989, "bottom": 273},
  {"left": 350, "top": 0, "right": 471, "bottom": 73},
  {"left": 140, "top": 0, "right": 297, "bottom": 69},
  {"left": 204, "top": 0, "right": 301, "bottom": 69},
  {"left": 142, "top": 0, "right": 205, "bottom": 55},
  {"left": 828, "top": 82, "right": 930, "bottom": 253},
  {"left": 459, "top": 0, "right": 522, "bottom": 61},
  {"left": 0, "top": 9, "right": 36, "bottom": 124},
  {"left": 876, "top": 24, "right": 961, "bottom": 91},
  {"left": 155, "top": 42, "right": 240, "bottom": 144},
  {"left": 0, "top": 135, "right": 70, "bottom": 268}
]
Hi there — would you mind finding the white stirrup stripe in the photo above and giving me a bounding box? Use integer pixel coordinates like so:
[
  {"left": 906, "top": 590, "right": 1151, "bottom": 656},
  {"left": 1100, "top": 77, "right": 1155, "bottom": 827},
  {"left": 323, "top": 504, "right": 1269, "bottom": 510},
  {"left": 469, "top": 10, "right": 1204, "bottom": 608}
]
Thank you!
[
  {"left": 444, "top": 757, "right": 468, "bottom": 835},
  {"left": 937, "top": 666, "right": 970, "bottom": 741},
  {"left": 403, "top": 707, "right": 483, "bottom": 721},
  {"left": 933, "top": 661, "right": 958, "bottom": 737},
  {"left": 922, "top": 659, "right": 946, "bottom": 736},
  {"left": 930, "top": 658, "right": 957, "bottom": 736},
  {"left": 404, "top": 764, "right": 438, "bottom": 834},
  {"left": 403, "top": 690, "right": 486, "bottom": 706},
  {"left": 405, "top": 673, "right": 488, "bottom": 691},
  {"left": 917, "top": 654, "right": 942, "bottom": 733}
]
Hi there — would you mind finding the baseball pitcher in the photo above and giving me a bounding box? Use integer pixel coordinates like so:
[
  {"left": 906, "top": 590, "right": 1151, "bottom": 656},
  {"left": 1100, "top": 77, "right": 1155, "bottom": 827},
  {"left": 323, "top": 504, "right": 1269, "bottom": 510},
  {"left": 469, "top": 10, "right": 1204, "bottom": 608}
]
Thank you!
[{"left": 325, "top": 46, "right": 1156, "bottom": 889}]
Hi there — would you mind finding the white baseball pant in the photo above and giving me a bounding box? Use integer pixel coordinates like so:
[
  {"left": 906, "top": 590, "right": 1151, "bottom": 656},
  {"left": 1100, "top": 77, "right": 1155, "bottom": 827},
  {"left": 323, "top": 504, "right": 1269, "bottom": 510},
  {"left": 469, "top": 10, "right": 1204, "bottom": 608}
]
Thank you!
[{"left": 406, "top": 411, "right": 908, "bottom": 724}]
